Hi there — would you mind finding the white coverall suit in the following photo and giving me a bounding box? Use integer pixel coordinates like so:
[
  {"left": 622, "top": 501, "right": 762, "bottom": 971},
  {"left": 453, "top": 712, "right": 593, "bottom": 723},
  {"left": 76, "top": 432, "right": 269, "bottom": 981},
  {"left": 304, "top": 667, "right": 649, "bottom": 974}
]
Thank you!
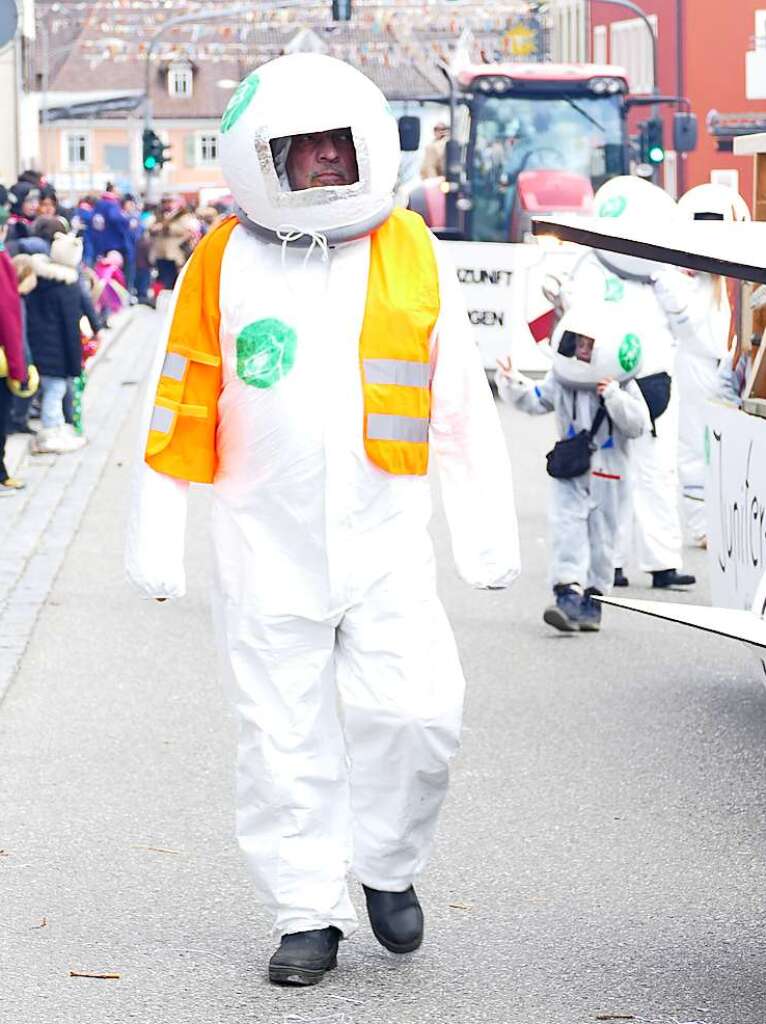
[
  {"left": 126, "top": 225, "right": 520, "bottom": 938},
  {"left": 498, "top": 372, "right": 647, "bottom": 593},
  {"left": 652, "top": 271, "right": 730, "bottom": 542},
  {"left": 563, "top": 251, "right": 686, "bottom": 574}
]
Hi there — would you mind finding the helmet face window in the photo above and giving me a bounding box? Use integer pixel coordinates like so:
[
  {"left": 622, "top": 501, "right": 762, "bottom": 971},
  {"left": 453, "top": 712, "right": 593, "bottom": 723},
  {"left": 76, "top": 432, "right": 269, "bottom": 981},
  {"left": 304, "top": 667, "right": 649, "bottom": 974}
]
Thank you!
[
  {"left": 574, "top": 333, "right": 595, "bottom": 363},
  {"left": 270, "top": 128, "right": 359, "bottom": 193},
  {"left": 693, "top": 211, "right": 725, "bottom": 221}
]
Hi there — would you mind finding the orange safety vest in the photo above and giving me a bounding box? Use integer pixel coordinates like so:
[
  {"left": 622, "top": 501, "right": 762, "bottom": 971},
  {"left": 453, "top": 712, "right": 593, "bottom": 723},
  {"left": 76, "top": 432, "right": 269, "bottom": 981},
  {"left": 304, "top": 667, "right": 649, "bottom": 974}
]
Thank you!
[{"left": 145, "top": 208, "right": 439, "bottom": 483}]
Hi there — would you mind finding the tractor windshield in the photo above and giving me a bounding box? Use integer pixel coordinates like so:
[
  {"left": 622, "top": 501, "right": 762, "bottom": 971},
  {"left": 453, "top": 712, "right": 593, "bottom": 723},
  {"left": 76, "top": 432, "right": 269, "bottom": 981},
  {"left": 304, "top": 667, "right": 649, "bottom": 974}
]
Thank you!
[{"left": 469, "top": 93, "right": 626, "bottom": 242}]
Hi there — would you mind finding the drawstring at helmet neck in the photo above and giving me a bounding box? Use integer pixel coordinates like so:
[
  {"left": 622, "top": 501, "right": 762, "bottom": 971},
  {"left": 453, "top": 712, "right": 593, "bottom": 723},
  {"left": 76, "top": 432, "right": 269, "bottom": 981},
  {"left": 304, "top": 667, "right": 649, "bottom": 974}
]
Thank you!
[{"left": 276, "top": 224, "right": 330, "bottom": 273}]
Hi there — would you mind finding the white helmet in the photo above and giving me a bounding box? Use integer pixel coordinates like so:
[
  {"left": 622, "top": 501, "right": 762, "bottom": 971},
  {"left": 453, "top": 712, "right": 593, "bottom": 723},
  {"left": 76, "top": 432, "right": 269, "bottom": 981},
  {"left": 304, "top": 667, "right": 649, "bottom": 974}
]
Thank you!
[
  {"left": 677, "top": 182, "right": 751, "bottom": 223},
  {"left": 592, "top": 175, "right": 678, "bottom": 280},
  {"left": 219, "top": 54, "right": 400, "bottom": 245},
  {"left": 551, "top": 301, "right": 643, "bottom": 389}
]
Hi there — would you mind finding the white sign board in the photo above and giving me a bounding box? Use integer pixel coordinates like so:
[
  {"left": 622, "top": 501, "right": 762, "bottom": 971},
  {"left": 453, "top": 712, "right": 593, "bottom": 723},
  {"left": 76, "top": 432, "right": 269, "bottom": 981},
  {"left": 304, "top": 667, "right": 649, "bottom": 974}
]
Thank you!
[
  {"left": 706, "top": 401, "right": 766, "bottom": 611},
  {"left": 442, "top": 240, "right": 577, "bottom": 374}
]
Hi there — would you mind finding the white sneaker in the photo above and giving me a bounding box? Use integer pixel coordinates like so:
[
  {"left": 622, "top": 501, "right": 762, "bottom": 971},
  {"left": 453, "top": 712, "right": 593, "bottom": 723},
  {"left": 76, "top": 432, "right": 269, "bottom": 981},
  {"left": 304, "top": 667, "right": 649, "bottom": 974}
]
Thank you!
[{"left": 32, "top": 426, "right": 86, "bottom": 454}]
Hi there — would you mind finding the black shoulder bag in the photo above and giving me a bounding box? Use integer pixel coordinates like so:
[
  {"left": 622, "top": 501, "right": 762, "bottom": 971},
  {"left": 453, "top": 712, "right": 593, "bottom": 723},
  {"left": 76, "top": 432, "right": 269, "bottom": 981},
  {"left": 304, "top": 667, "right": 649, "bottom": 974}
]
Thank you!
[{"left": 545, "top": 396, "right": 609, "bottom": 480}]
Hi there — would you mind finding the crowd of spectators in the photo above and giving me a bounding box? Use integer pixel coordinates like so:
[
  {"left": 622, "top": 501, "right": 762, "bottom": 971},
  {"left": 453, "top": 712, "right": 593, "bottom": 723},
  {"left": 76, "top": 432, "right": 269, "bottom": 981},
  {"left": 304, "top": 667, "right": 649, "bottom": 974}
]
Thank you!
[{"left": 0, "top": 169, "right": 231, "bottom": 491}]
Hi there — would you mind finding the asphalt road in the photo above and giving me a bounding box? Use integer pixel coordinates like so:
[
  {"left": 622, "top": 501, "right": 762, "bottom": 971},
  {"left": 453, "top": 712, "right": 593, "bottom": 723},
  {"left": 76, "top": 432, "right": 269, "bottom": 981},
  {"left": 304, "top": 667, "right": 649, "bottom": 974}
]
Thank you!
[{"left": 1, "top": 308, "right": 764, "bottom": 1024}]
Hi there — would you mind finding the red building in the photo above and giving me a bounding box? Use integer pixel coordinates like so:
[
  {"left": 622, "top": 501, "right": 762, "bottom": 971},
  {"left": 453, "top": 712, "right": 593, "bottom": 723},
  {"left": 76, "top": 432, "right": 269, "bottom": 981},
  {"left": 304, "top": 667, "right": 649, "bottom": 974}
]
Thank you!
[{"left": 589, "top": 0, "right": 766, "bottom": 207}]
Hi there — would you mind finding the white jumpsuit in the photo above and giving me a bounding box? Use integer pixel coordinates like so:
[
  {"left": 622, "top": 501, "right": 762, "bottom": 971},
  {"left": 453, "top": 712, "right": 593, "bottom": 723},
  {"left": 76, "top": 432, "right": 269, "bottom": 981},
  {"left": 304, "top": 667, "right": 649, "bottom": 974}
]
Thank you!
[
  {"left": 652, "top": 271, "right": 730, "bottom": 543},
  {"left": 126, "top": 224, "right": 520, "bottom": 938},
  {"left": 497, "top": 372, "right": 647, "bottom": 594},
  {"left": 563, "top": 251, "right": 686, "bottom": 574}
]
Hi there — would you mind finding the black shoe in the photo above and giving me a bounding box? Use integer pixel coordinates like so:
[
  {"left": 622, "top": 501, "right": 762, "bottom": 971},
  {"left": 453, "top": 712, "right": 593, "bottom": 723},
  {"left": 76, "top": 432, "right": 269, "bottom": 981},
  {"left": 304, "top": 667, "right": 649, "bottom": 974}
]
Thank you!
[
  {"left": 268, "top": 926, "right": 341, "bottom": 986},
  {"left": 362, "top": 885, "right": 424, "bottom": 953},
  {"left": 613, "top": 567, "right": 629, "bottom": 588},
  {"left": 651, "top": 568, "right": 696, "bottom": 589}
]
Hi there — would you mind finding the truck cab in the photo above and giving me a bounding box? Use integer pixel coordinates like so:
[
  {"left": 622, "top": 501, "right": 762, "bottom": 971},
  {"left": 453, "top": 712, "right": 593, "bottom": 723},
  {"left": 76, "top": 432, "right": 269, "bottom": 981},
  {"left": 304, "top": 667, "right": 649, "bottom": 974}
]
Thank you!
[{"left": 411, "top": 63, "right": 631, "bottom": 243}]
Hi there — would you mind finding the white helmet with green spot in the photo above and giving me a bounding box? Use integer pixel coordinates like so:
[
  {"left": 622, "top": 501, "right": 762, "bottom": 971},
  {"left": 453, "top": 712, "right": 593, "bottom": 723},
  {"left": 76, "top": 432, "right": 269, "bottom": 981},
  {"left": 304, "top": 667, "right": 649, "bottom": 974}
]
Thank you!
[
  {"left": 677, "top": 182, "right": 751, "bottom": 223},
  {"left": 551, "top": 301, "right": 644, "bottom": 389},
  {"left": 591, "top": 175, "right": 678, "bottom": 281},
  {"left": 219, "top": 53, "right": 400, "bottom": 245}
]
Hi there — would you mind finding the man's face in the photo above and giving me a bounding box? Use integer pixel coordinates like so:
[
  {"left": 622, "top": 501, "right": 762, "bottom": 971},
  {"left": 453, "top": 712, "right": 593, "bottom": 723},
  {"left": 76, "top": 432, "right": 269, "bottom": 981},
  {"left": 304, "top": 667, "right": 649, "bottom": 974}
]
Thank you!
[
  {"left": 285, "top": 128, "right": 359, "bottom": 191},
  {"left": 22, "top": 196, "right": 39, "bottom": 219}
]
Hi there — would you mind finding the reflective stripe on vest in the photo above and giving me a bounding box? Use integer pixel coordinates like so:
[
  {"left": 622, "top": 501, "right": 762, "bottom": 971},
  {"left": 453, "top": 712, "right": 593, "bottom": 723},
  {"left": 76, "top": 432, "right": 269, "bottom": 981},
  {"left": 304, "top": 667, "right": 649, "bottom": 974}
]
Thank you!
[
  {"left": 144, "top": 208, "right": 439, "bottom": 482},
  {"left": 359, "top": 208, "right": 438, "bottom": 476}
]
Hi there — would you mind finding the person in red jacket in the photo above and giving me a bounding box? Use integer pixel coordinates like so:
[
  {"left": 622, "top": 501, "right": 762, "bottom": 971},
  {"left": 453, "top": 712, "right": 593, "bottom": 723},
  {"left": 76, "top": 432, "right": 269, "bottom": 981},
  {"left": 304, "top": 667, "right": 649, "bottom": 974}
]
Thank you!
[{"left": 0, "top": 210, "right": 29, "bottom": 490}]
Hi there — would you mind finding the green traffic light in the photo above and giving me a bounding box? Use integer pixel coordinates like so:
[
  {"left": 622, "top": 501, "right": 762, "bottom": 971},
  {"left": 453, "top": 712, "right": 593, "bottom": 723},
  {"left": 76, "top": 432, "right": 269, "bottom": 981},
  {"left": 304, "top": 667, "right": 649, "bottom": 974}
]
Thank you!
[
  {"left": 144, "top": 155, "right": 157, "bottom": 169},
  {"left": 648, "top": 146, "right": 665, "bottom": 164}
]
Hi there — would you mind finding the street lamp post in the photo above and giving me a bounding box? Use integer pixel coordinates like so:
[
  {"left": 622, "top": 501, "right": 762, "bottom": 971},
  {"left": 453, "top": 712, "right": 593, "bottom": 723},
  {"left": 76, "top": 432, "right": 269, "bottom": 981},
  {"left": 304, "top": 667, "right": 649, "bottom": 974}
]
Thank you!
[{"left": 590, "top": 0, "right": 660, "bottom": 179}]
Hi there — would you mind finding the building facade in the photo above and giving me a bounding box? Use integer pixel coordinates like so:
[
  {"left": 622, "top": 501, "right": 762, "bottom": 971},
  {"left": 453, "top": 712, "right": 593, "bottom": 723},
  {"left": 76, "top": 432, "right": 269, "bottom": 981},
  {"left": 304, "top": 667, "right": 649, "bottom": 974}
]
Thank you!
[{"left": 590, "top": 0, "right": 766, "bottom": 206}]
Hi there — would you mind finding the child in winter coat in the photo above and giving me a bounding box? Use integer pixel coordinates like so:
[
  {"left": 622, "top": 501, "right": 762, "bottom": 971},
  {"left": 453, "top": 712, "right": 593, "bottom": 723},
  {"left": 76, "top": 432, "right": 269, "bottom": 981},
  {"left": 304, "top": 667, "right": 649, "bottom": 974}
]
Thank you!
[
  {"left": 496, "top": 303, "right": 649, "bottom": 633},
  {"left": 24, "top": 232, "right": 87, "bottom": 454}
]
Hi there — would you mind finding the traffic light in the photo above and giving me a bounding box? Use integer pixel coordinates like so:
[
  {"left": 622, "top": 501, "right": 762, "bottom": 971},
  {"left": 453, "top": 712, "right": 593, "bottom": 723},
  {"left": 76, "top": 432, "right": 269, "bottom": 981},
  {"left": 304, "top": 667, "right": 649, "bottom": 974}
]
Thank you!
[
  {"left": 332, "top": 0, "right": 351, "bottom": 20},
  {"left": 645, "top": 118, "right": 665, "bottom": 165},
  {"left": 142, "top": 128, "right": 171, "bottom": 172}
]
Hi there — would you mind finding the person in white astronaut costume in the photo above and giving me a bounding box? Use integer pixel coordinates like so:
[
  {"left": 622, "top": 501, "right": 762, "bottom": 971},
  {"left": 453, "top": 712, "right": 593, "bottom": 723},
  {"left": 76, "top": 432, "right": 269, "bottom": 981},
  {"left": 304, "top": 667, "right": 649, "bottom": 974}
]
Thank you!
[
  {"left": 125, "top": 54, "right": 520, "bottom": 986},
  {"left": 558, "top": 176, "right": 695, "bottom": 590},
  {"left": 496, "top": 303, "right": 648, "bottom": 632},
  {"left": 657, "top": 183, "right": 745, "bottom": 545}
]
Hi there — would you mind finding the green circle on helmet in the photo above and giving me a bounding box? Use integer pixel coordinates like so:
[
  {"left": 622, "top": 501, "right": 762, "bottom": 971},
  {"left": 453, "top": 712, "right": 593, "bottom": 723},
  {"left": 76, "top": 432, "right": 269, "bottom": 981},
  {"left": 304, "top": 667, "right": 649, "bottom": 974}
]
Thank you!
[
  {"left": 618, "top": 332, "right": 642, "bottom": 373},
  {"left": 236, "top": 318, "right": 297, "bottom": 389},
  {"left": 599, "top": 195, "right": 628, "bottom": 219},
  {"left": 221, "top": 72, "right": 260, "bottom": 134}
]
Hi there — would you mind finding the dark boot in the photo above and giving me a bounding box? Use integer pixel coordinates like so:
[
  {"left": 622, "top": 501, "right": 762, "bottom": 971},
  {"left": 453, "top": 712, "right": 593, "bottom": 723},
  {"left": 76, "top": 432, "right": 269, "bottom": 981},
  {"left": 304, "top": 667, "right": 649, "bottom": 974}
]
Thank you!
[
  {"left": 613, "top": 567, "right": 629, "bottom": 588},
  {"left": 651, "top": 568, "right": 696, "bottom": 589},
  {"left": 268, "top": 926, "right": 341, "bottom": 986},
  {"left": 362, "top": 885, "right": 424, "bottom": 953},
  {"left": 543, "top": 584, "right": 583, "bottom": 633}
]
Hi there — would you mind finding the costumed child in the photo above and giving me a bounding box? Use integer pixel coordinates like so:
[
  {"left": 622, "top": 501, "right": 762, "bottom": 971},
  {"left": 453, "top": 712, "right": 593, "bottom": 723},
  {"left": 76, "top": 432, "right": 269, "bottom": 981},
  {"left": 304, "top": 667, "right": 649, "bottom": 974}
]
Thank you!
[
  {"left": 93, "top": 249, "right": 129, "bottom": 321},
  {"left": 496, "top": 302, "right": 649, "bottom": 632}
]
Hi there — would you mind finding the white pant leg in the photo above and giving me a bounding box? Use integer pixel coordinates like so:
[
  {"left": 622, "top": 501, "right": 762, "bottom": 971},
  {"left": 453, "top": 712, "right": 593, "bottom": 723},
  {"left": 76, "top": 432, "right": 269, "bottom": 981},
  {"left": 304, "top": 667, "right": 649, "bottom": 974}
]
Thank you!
[
  {"left": 614, "top": 470, "right": 633, "bottom": 570},
  {"left": 587, "top": 478, "right": 620, "bottom": 594},
  {"left": 215, "top": 603, "right": 358, "bottom": 938},
  {"left": 549, "top": 477, "right": 590, "bottom": 589},
  {"left": 678, "top": 435, "right": 707, "bottom": 542},
  {"left": 335, "top": 561, "right": 464, "bottom": 892},
  {"left": 631, "top": 400, "right": 684, "bottom": 572}
]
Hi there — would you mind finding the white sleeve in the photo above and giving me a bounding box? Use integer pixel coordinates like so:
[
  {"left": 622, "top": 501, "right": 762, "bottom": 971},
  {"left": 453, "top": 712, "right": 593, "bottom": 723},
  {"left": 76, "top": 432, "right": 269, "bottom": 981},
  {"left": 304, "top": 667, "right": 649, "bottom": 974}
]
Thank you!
[
  {"left": 125, "top": 275, "right": 191, "bottom": 600},
  {"left": 653, "top": 271, "right": 729, "bottom": 362},
  {"left": 601, "top": 379, "right": 650, "bottom": 439},
  {"left": 428, "top": 239, "right": 521, "bottom": 590}
]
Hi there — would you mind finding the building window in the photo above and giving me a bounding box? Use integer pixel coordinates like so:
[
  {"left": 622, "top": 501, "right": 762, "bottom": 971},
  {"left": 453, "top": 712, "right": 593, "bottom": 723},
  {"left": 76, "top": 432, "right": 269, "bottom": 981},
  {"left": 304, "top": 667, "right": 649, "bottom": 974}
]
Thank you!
[
  {"left": 197, "top": 133, "right": 219, "bottom": 165},
  {"left": 104, "top": 144, "right": 130, "bottom": 174},
  {"left": 551, "top": 0, "right": 587, "bottom": 63},
  {"left": 610, "top": 15, "right": 657, "bottom": 95},
  {"left": 168, "top": 64, "right": 193, "bottom": 98},
  {"left": 66, "top": 132, "right": 89, "bottom": 168},
  {"left": 593, "top": 24, "right": 608, "bottom": 65}
]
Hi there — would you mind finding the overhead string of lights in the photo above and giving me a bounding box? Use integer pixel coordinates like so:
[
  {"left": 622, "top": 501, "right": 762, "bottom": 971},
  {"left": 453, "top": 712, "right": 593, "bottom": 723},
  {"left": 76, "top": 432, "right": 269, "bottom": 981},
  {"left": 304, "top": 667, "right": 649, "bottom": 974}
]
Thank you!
[{"left": 35, "top": 0, "right": 547, "bottom": 70}]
